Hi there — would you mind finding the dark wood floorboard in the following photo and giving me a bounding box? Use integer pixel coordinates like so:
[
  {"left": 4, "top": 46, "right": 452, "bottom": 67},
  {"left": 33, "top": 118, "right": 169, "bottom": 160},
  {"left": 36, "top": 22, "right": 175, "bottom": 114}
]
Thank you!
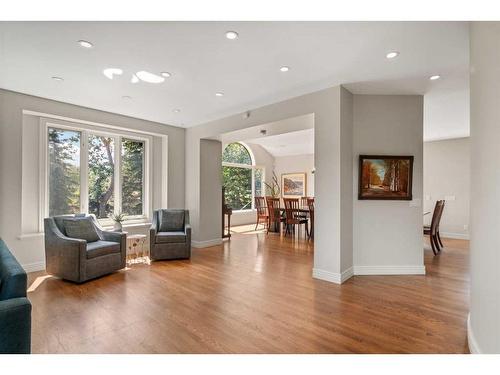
[{"left": 27, "top": 232, "right": 469, "bottom": 353}]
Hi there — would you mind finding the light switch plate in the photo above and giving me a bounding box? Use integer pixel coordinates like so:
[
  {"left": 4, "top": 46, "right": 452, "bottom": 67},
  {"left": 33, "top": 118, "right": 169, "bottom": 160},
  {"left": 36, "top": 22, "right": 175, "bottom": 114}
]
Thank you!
[
  {"left": 409, "top": 198, "right": 422, "bottom": 207},
  {"left": 424, "top": 195, "right": 431, "bottom": 201},
  {"left": 445, "top": 195, "right": 456, "bottom": 201}
]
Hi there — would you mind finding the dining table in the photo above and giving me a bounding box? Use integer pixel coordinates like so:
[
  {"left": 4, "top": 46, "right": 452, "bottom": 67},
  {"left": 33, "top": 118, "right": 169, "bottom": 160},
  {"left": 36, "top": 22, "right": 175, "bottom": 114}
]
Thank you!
[{"left": 267, "top": 206, "right": 311, "bottom": 233}]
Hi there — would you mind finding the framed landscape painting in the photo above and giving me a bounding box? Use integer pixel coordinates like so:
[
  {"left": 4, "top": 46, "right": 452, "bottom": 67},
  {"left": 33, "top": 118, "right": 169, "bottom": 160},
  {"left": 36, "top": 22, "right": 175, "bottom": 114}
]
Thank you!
[
  {"left": 281, "top": 173, "right": 307, "bottom": 198},
  {"left": 358, "top": 155, "right": 414, "bottom": 200}
]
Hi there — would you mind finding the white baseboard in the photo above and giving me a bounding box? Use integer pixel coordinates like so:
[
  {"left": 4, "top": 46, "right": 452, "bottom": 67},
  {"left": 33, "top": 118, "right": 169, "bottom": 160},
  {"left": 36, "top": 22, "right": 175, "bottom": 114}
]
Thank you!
[
  {"left": 312, "top": 267, "right": 353, "bottom": 284},
  {"left": 22, "top": 261, "right": 45, "bottom": 273},
  {"left": 192, "top": 238, "right": 223, "bottom": 248},
  {"left": 467, "top": 313, "right": 482, "bottom": 354},
  {"left": 441, "top": 232, "right": 470, "bottom": 240},
  {"left": 353, "top": 265, "right": 426, "bottom": 275}
]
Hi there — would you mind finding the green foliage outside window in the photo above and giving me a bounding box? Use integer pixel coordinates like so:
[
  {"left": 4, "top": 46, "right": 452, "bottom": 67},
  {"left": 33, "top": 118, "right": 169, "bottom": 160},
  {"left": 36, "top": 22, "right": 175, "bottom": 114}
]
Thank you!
[
  {"left": 222, "top": 142, "right": 263, "bottom": 211},
  {"left": 121, "top": 139, "right": 144, "bottom": 216},
  {"left": 88, "top": 135, "right": 115, "bottom": 219},
  {"left": 222, "top": 142, "right": 252, "bottom": 165},
  {"left": 48, "top": 128, "right": 81, "bottom": 216},
  {"left": 222, "top": 166, "right": 252, "bottom": 210},
  {"left": 48, "top": 127, "right": 145, "bottom": 220}
]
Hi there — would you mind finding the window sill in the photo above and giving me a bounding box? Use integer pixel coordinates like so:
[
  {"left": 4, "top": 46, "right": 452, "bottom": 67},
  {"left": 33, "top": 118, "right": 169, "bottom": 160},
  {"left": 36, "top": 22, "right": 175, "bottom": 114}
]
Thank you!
[
  {"left": 18, "top": 220, "right": 152, "bottom": 240},
  {"left": 100, "top": 221, "right": 152, "bottom": 231},
  {"left": 233, "top": 209, "right": 256, "bottom": 214}
]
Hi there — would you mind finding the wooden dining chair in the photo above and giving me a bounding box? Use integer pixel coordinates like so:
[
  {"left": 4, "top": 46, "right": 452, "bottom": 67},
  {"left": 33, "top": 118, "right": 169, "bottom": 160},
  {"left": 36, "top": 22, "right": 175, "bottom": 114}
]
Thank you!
[
  {"left": 283, "top": 198, "right": 309, "bottom": 237},
  {"left": 307, "top": 198, "right": 315, "bottom": 240},
  {"left": 424, "top": 200, "right": 445, "bottom": 255},
  {"left": 254, "top": 196, "right": 269, "bottom": 230},
  {"left": 435, "top": 200, "right": 446, "bottom": 248},
  {"left": 266, "top": 197, "right": 285, "bottom": 234}
]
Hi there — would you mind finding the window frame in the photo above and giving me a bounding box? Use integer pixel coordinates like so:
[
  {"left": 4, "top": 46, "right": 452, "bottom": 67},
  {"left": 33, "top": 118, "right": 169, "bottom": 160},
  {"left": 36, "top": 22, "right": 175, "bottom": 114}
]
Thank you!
[
  {"left": 221, "top": 142, "right": 265, "bottom": 212},
  {"left": 39, "top": 118, "right": 152, "bottom": 229}
]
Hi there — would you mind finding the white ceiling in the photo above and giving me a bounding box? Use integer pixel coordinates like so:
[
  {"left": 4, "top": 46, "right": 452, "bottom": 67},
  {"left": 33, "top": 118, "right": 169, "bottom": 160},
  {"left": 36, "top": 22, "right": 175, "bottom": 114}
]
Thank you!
[
  {"left": 0, "top": 22, "right": 469, "bottom": 139},
  {"left": 246, "top": 128, "right": 314, "bottom": 157}
]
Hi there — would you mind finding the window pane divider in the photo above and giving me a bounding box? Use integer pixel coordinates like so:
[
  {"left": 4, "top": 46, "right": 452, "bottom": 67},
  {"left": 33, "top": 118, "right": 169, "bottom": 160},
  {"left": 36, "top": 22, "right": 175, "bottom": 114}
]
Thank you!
[
  {"left": 114, "top": 135, "right": 122, "bottom": 218},
  {"left": 81, "top": 130, "right": 89, "bottom": 214}
]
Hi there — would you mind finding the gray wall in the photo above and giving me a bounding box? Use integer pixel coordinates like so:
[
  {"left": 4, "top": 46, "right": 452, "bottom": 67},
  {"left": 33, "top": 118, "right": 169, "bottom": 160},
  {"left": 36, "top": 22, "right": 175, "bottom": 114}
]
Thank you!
[
  {"left": 199, "top": 139, "right": 222, "bottom": 243},
  {"left": 423, "top": 138, "right": 470, "bottom": 239},
  {"left": 0, "top": 89, "right": 185, "bottom": 269},
  {"left": 353, "top": 95, "right": 424, "bottom": 274},
  {"left": 469, "top": 22, "right": 500, "bottom": 354}
]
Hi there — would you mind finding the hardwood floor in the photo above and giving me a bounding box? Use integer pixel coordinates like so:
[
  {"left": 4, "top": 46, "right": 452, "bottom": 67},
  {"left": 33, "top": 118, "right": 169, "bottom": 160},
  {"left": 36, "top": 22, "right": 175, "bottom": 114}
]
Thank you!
[{"left": 27, "top": 232, "right": 470, "bottom": 353}]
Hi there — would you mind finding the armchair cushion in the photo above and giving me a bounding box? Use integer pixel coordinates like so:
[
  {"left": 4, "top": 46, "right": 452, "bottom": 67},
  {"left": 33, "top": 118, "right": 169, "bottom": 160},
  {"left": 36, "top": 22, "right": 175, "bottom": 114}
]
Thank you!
[
  {"left": 156, "top": 231, "right": 187, "bottom": 244},
  {"left": 159, "top": 209, "right": 185, "bottom": 232},
  {"left": 63, "top": 217, "right": 100, "bottom": 243},
  {"left": 86, "top": 240, "right": 121, "bottom": 259}
]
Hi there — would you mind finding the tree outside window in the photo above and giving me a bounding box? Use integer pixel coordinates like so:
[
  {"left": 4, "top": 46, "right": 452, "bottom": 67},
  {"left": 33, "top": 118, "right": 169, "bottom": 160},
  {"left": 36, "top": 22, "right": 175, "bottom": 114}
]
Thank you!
[
  {"left": 222, "top": 142, "right": 264, "bottom": 211},
  {"left": 47, "top": 126, "right": 147, "bottom": 221}
]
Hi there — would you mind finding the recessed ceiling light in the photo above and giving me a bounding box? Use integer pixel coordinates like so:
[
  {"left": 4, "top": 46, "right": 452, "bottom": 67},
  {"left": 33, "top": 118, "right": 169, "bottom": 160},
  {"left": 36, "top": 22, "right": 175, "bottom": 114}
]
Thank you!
[
  {"left": 77, "top": 40, "right": 93, "bottom": 48},
  {"left": 215, "top": 92, "right": 224, "bottom": 97},
  {"left": 225, "top": 31, "right": 239, "bottom": 40},
  {"left": 161, "top": 72, "right": 171, "bottom": 78},
  {"left": 51, "top": 76, "right": 64, "bottom": 81},
  {"left": 136, "top": 71, "right": 165, "bottom": 84},
  {"left": 173, "top": 109, "right": 181, "bottom": 113},
  {"left": 386, "top": 51, "right": 399, "bottom": 59},
  {"left": 122, "top": 95, "right": 131, "bottom": 100},
  {"left": 280, "top": 66, "right": 290, "bottom": 72},
  {"left": 429, "top": 75, "right": 441, "bottom": 81},
  {"left": 103, "top": 68, "right": 123, "bottom": 80}
]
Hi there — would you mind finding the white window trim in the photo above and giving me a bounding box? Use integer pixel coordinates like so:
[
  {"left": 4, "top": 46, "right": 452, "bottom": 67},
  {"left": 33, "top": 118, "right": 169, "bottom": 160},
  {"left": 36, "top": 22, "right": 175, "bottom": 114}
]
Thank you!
[
  {"left": 222, "top": 143, "right": 265, "bottom": 213},
  {"left": 39, "top": 117, "right": 153, "bottom": 231}
]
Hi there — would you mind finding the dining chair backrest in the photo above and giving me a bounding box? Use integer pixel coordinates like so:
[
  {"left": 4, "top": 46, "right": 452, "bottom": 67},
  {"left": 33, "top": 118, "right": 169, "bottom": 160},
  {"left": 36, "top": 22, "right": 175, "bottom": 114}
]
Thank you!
[
  {"left": 300, "top": 197, "right": 309, "bottom": 208},
  {"left": 283, "top": 198, "right": 300, "bottom": 222},
  {"left": 255, "top": 196, "right": 267, "bottom": 216},
  {"left": 307, "top": 198, "right": 315, "bottom": 220},
  {"left": 430, "top": 200, "right": 445, "bottom": 235},
  {"left": 436, "top": 200, "right": 445, "bottom": 230},
  {"left": 266, "top": 197, "right": 281, "bottom": 223}
]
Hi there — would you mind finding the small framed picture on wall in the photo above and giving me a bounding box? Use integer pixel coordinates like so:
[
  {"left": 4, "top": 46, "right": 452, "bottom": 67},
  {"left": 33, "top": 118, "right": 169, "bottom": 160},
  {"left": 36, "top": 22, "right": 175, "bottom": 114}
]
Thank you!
[
  {"left": 358, "top": 155, "right": 414, "bottom": 200},
  {"left": 281, "top": 173, "right": 307, "bottom": 198}
]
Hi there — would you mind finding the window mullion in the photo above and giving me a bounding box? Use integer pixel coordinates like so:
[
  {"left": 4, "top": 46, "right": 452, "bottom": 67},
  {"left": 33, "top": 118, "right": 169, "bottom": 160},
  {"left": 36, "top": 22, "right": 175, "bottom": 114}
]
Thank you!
[
  {"left": 251, "top": 168, "right": 255, "bottom": 209},
  {"left": 114, "top": 136, "right": 122, "bottom": 216},
  {"left": 81, "top": 130, "right": 89, "bottom": 214}
]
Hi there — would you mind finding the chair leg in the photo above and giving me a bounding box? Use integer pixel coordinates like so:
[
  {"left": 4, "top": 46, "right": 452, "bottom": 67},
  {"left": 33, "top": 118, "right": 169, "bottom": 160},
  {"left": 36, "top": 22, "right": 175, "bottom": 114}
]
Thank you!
[
  {"left": 305, "top": 223, "right": 309, "bottom": 237},
  {"left": 429, "top": 235, "right": 437, "bottom": 255},
  {"left": 255, "top": 217, "right": 259, "bottom": 231},
  {"left": 432, "top": 234, "right": 441, "bottom": 253},
  {"left": 437, "top": 231, "right": 444, "bottom": 248}
]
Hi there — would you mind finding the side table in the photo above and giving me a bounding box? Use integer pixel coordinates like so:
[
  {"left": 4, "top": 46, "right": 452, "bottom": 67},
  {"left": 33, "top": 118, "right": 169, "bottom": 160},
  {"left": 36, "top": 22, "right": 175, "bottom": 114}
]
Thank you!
[{"left": 126, "top": 234, "right": 149, "bottom": 265}]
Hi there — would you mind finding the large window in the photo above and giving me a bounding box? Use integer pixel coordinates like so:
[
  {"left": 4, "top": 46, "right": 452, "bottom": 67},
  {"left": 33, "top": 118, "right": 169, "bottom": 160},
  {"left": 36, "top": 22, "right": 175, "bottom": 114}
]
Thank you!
[
  {"left": 45, "top": 122, "right": 150, "bottom": 223},
  {"left": 222, "top": 142, "right": 264, "bottom": 211}
]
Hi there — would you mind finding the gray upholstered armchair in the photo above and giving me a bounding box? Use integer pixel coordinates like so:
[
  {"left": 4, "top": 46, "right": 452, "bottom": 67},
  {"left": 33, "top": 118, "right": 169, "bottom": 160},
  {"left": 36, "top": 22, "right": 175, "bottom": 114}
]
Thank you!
[
  {"left": 0, "top": 239, "right": 31, "bottom": 354},
  {"left": 150, "top": 209, "right": 191, "bottom": 261},
  {"left": 44, "top": 214, "right": 126, "bottom": 283}
]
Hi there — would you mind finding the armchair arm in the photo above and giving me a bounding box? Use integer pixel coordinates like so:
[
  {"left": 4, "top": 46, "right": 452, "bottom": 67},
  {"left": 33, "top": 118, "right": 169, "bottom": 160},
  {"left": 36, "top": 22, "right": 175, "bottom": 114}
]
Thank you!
[
  {"left": 0, "top": 297, "right": 32, "bottom": 354},
  {"left": 150, "top": 210, "right": 159, "bottom": 250},
  {"left": 44, "top": 218, "right": 86, "bottom": 280},
  {"left": 184, "top": 210, "right": 191, "bottom": 245},
  {"left": 184, "top": 223, "right": 192, "bottom": 242}
]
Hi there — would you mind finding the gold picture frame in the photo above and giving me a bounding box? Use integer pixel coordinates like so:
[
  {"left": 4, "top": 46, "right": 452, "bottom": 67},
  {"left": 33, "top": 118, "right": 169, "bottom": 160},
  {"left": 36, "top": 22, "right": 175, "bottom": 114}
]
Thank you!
[{"left": 281, "top": 173, "right": 307, "bottom": 198}]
